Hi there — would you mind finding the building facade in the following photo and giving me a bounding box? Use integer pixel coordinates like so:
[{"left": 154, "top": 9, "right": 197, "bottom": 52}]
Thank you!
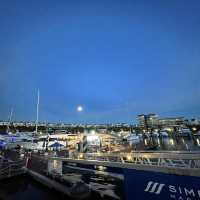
[
  {"left": 137, "top": 113, "right": 159, "bottom": 130},
  {"left": 137, "top": 114, "right": 185, "bottom": 130},
  {"left": 158, "top": 117, "right": 185, "bottom": 127}
]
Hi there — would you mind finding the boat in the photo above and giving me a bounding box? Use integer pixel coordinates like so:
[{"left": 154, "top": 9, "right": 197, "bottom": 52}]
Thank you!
[
  {"left": 193, "top": 130, "right": 200, "bottom": 136},
  {"left": 0, "top": 132, "right": 36, "bottom": 149},
  {"left": 143, "top": 133, "right": 150, "bottom": 138},
  {"left": 137, "top": 133, "right": 143, "bottom": 138},
  {"left": 152, "top": 132, "right": 159, "bottom": 137},
  {"left": 126, "top": 134, "right": 140, "bottom": 144},
  {"left": 160, "top": 131, "right": 169, "bottom": 137},
  {"left": 177, "top": 128, "right": 191, "bottom": 137},
  {"left": 0, "top": 135, "right": 6, "bottom": 149},
  {"left": 35, "top": 134, "right": 66, "bottom": 150},
  {"left": 50, "top": 151, "right": 200, "bottom": 200}
]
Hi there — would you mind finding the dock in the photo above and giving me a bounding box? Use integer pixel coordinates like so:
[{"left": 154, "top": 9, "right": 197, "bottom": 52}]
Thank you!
[
  {"left": 0, "top": 158, "right": 26, "bottom": 180},
  {"left": 1, "top": 150, "right": 200, "bottom": 200}
]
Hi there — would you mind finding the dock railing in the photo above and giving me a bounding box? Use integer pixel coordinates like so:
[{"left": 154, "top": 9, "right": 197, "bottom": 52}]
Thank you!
[
  {"left": 48, "top": 151, "right": 200, "bottom": 177},
  {"left": 73, "top": 151, "right": 200, "bottom": 169},
  {"left": 0, "top": 159, "right": 26, "bottom": 180}
]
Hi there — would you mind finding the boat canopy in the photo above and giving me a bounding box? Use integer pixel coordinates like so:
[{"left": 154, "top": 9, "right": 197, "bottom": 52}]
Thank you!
[{"left": 49, "top": 142, "right": 64, "bottom": 148}]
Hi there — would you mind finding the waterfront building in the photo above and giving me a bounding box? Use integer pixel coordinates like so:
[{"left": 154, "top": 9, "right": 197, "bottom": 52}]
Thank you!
[
  {"left": 158, "top": 117, "right": 185, "bottom": 127},
  {"left": 137, "top": 113, "right": 159, "bottom": 130},
  {"left": 186, "top": 118, "right": 200, "bottom": 125},
  {"left": 137, "top": 114, "right": 186, "bottom": 131}
]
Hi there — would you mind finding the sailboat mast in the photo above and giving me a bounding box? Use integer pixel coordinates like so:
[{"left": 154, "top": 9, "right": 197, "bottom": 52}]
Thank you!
[
  {"left": 9, "top": 107, "right": 13, "bottom": 124},
  {"left": 35, "top": 89, "right": 40, "bottom": 135},
  {"left": 7, "top": 107, "right": 13, "bottom": 133}
]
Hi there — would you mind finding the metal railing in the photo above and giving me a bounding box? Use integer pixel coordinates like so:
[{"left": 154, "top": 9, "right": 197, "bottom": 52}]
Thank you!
[
  {"left": 82, "top": 152, "right": 200, "bottom": 169},
  {"left": 0, "top": 159, "right": 26, "bottom": 180},
  {"left": 50, "top": 151, "right": 200, "bottom": 169}
]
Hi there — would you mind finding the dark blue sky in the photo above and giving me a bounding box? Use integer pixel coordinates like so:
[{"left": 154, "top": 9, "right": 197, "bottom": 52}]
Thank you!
[{"left": 1, "top": 0, "right": 200, "bottom": 123}]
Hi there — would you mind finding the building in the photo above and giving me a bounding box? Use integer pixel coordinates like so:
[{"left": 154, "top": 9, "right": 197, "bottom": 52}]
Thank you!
[
  {"left": 158, "top": 117, "right": 185, "bottom": 127},
  {"left": 137, "top": 113, "right": 159, "bottom": 130},
  {"left": 137, "top": 114, "right": 185, "bottom": 130}
]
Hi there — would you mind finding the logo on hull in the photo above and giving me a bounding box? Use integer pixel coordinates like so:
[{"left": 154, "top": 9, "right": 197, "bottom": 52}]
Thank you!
[
  {"left": 144, "top": 181, "right": 200, "bottom": 200},
  {"left": 144, "top": 181, "right": 165, "bottom": 194}
]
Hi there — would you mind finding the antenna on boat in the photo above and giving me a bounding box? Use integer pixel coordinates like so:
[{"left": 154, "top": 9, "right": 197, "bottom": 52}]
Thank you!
[{"left": 35, "top": 89, "right": 40, "bottom": 135}]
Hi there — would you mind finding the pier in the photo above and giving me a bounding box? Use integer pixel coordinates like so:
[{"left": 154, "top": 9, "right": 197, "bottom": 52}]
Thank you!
[
  {"left": 47, "top": 151, "right": 200, "bottom": 176},
  {"left": 25, "top": 151, "right": 200, "bottom": 200},
  {"left": 1, "top": 148, "right": 200, "bottom": 200},
  {"left": 0, "top": 157, "right": 26, "bottom": 180}
]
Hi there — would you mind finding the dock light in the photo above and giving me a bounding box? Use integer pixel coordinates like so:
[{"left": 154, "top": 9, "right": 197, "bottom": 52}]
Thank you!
[
  {"left": 169, "top": 139, "right": 174, "bottom": 145},
  {"left": 196, "top": 139, "right": 200, "bottom": 146},
  {"left": 79, "top": 153, "right": 83, "bottom": 159},
  {"left": 192, "top": 127, "right": 197, "bottom": 131},
  {"left": 127, "top": 155, "right": 132, "bottom": 161},
  {"left": 98, "top": 166, "right": 106, "bottom": 171}
]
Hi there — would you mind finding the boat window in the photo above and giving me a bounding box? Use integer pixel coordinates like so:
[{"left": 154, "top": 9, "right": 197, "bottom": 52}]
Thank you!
[
  {"left": 38, "top": 138, "right": 46, "bottom": 142},
  {"left": 49, "top": 138, "right": 57, "bottom": 141}
]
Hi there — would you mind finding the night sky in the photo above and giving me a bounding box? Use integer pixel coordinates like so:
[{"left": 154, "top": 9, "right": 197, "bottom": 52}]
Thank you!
[{"left": 0, "top": 1, "right": 200, "bottom": 123}]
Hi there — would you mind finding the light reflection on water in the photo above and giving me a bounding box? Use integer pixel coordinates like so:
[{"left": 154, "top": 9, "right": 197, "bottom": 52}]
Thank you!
[
  {"left": 62, "top": 165, "right": 124, "bottom": 200},
  {"left": 0, "top": 174, "right": 118, "bottom": 200}
]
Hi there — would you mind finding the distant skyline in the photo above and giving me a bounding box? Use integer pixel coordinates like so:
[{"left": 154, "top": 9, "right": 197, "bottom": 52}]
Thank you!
[{"left": 1, "top": 1, "right": 200, "bottom": 123}]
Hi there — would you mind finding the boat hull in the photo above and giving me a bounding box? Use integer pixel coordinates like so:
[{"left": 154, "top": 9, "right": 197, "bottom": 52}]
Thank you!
[
  {"left": 124, "top": 168, "right": 200, "bottom": 200},
  {"left": 62, "top": 159, "right": 200, "bottom": 200}
]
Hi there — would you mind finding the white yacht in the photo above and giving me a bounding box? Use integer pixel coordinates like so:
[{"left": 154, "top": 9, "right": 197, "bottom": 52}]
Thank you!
[
  {"left": 160, "top": 131, "right": 169, "bottom": 137},
  {"left": 35, "top": 134, "right": 67, "bottom": 150},
  {"left": 0, "top": 132, "right": 36, "bottom": 149},
  {"left": 177, "top": 128, "right": 191, "bottom": 137},
  {"left": 126, "top": 133, "right": 140, "bottom": 144},
  {"left": 152, "top": 132, "right": 159, "bottom": 137}
]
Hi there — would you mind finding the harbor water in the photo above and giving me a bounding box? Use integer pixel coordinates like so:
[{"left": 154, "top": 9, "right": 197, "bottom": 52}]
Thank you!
[
  {"left": 0, "top": 175, "right": 115, "bottom": 200},
  {"left": 0, "top": 175, "right": 66, "bottom": 200}
]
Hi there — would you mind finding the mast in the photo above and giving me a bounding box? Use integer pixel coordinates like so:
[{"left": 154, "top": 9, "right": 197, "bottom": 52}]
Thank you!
[
  {"left": 9, "top": 107, "right": 13, "bottom": 123},
  {"left": 35, "top": 89, "right": 40, "bottom": 135},
  {"left": 7, "top": 107, "right": 13, "bottom": 133}
]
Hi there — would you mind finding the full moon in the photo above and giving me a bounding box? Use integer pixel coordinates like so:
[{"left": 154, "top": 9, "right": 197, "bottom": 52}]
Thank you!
[{"left": 77, "top": 106, "right": 83, "bottom": 112}]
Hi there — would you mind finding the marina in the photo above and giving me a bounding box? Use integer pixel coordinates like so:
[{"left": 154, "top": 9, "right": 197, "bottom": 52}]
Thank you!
[
  {"left": 1, "top": 109, "right": 200, "bottom": 200},
  {"left": 1, "top": 116, "right": 200, "bottom": 200},
  {"left": 1, "top": 124, "right": 200, "bottom": 199},
  {"left": 1, "top": 1, "right": 200, "bottom": 199},
  {"left": 1, "top": 130, "right": 200, "bottom": 152},
  {"left": 1, "top": 147, "right": 200, "bottom": 200}
]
